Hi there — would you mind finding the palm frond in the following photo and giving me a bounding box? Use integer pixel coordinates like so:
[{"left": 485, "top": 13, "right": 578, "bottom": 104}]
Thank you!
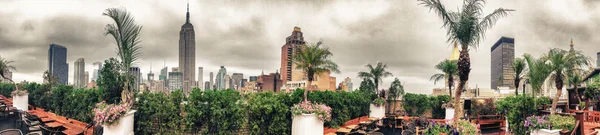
[
  {"left": 418, "top": 0, "right": 457, "bottom": 29},
  {"left": 478, "top": 8, "right": 514, "bottom": 35},
  {"left": 103, "top": 7, "right": 143, "bottom": 72},
  {"left": 430, "top": 74, "right": 445, "bottom": 84}
]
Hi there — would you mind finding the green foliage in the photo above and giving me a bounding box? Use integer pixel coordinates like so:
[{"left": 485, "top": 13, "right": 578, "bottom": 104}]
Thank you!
[
  {"left": 186, "top": 89, "right": 245, "bottom": 134},
  {"left": 549, "top": 115, "right": 575, "bottom": 131},
  {"left": 97, "top": 58, "right": 125, "bottom": 104},
  {"left": 358, "top": 78, "right": 377, "bottom": 100},
  {"left": 134, "top": 91, "right": 185, "bottom": 134},
  {"left": 246, "top": 92, "right": 292, "bottom": 135},
  {"left": 388, "top": 77, "right": 404, "bottom": 101},
  {"left": 0, "top": 83, "right": 15, "bottom": 98},
  {"left": 372, "top": 98, "right": 385, "bottom": 107},
  {"left": 471, "top": 98, "right": 497, "bottom": 115},
  {"left": 402, "top": 93, "right": 431, "bottom": 116},
  {"left": 429, "top": 95, "right": 450, "bottom": 119},
  {"left": 358, "top": 62, "right": 393, "bottom": 90},
  {"left": 535, "top": 96, "right": 552, "bottom": 107},
  {"left": 496, "top": 95, "right": 537, "bottom": 135}
]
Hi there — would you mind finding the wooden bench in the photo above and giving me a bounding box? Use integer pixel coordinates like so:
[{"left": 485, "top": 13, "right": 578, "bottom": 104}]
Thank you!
[{"left": 477, "top": 114, "right": 504, "bottom": 129}]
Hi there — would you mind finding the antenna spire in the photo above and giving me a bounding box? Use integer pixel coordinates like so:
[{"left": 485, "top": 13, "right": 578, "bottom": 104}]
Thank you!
[{"left": 186, "top": 0, "right": 190, "bottom": 23}]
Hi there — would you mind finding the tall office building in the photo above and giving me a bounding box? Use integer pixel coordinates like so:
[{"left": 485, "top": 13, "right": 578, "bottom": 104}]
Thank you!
[
  {"left": 249, "top": 76, "right": 258, "bottom": 82},
  {"left": 490, "top": 37, "right": 515, "bottom": 90},
  {"left": 48, "top": 44, "right": 69, "bottom": 85},
  {"left": 241, "top": 79, "right": 247, "bottom": 88},
  {"left": 209, "top": 72, "right": 214, "bottom": 90},
  {"left": 147, "top": 71, "right": 155, "bottom": 82},
  {"left": 159, "top": 67, "right": 168, "bottom": 80},
  {"left": 597, "top": 52, "right": 600, "bottom": 67},
  {"left": 179, "top": 2, "right": 196, "bottom": 94},
  {"left": 216, "top": 66, "right": 227, "bottom": 90},
  {"left": 280, "top": 27, "right": 307, "bottom": 84},
  {"left": 168, "top": 71, "right": 183, "bottom": 92},
  {"left": 224, "top": 74, "right": 231, "bottom": 89},
  {"left": 232, "top": 73, "right": 243, "bottom": 90},
  {"left": 204, "top": 81, "right": 210, "bottom": 90},
  {"left": 84, "top": 72, "right": 89, "bottom": 87},
  {"left": 92, "top": 62, "right": 102, "bottom": 82},
  {"left": 129, "top": 67, "right": 141, "bottom": 91},
  {"left": 198, "top": 67, "right": 203, "bottom": 90},
  {"left": 74, "top": 58, "right": 85, "bottom": 88}
]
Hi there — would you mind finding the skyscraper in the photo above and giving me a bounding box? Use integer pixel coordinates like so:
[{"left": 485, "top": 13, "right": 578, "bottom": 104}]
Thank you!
[
  {"left": 209, "top": 72, "right": 214, "bottom": 90},
  {"left": 225, "top": 74, "right": 231, "bottom": 89},
  {"left": 74, "top": 58, "right": 85, "bottom": 88},
  {"left": 198, "top": 67, "right": 203, "bottom": 90},
  {"left": 92, "top": 62, "right": 102, "bottom": 82},
  {"left": 232, "top": 73, "right": 243, "bottom": 90},
  {"left": 179, "top": 2, "right": 196, "bottom": 94},
  {"left": 241, "top": 79, "right": 247, "bottom": 88},
  {"left": 204, "top": 81, "right": 210, "bottom": 90},
  {"left": 216, "top": 66, "right": 227, "bottom": 90},
  {"left": 129, "top": 67, "right": 141, "bottom": 91},
  {"left": 490, "top": 37, "right": 515, "bottom": 90},
  {"left": 597, "top": 52, "right": 599, "bottom": 67},
  {"left": 249, "top": 76, "right": 258, "bottom": 82},
  {"left": 280, "top": 27, "right": 307, "bottom": 84},
  {"left": 84, "top": 71, "right": 89, "bottom": 87},
  {"left": 168, "top": 71, "right": 183, "bottom": 92},
  {"left": 48, "top": 44, "right": 69, "bottom": 85}
]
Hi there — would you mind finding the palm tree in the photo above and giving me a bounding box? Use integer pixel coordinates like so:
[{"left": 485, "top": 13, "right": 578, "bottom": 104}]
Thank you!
[
  {"left": 103, "top": 7, "right": 143, "bottom": 106},
  {"left": 0, "top": 57, "right": 18, "bottom": 91},
  {"left": 43, "top": 70, "right": 59, "bottom": 87},
  {"left": 430, "top": 60, "right": 458, "bottom": 101},
  {"left": 388, "top": 77, "right": 404, "bottom": 114},
  {"left": 358, "top": 62, "right": 393, "bottom": 91},
  {"left": 542, "top": 48, "right": 590, "bottom": 114},
  {"left": 523, "top": 54, "right": 550, "bottom": 96},
  {"left": 293, "top": 41, "right": 340, "bottom": 101},
  {"left": 512, "top": 58, "right": 526, "bottom": 95},
  {"left": 568, "top": 72, "right": 584, "bottom": 102},
  {"left": 418, "top": 0, "right": 514, "bottom": 119}
]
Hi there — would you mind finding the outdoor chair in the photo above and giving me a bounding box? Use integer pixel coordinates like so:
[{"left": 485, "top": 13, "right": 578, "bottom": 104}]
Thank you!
[
  {"left": 22, "top": 118, "right": 41, "bottom": 134},
  {"left": 39, "top": 124, "right": 60, "bottom": 135},
  {"left": 0, "top": 105, "right": 8, "bottom": 119},
  {"left": 0, "top": 129, "right": 23, "bottom": 135},
  {"left": 93, "top": 125, "right": 103, "bottom": 135}
]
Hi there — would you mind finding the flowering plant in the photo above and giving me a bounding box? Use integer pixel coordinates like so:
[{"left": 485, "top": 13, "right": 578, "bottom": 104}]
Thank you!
[
  {"left": 93, "top": 101, "right": 130, "bottom": 126},
  {"left": 525, "top": 115, "right": 549, "bottom": 131},
  {"left": 441, "top": 102, "right": 453, "bottom": 108},
  {"left": 10, "top": 89, "right": 28, "bottom": 96},
  {"left": 372, "top": 97, "right": 385, "bottom": 107},
  {"left": 291, "top": 101, "right": 332, "bottom": 121},
  {"left": 549, "top": 115, "right": 575, "bottom": 131},
  {"left": 423, "top": 120, "right": 478, "bottom": 135}
]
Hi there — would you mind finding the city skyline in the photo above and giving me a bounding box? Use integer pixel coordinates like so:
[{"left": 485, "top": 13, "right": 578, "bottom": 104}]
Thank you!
[{"left": 1, "top": 0, "right": 600, "bottom": 94}]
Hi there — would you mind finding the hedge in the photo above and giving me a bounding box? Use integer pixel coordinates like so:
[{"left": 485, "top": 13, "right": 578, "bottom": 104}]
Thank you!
[
  {"left": 0, "top": 83, "right": 373, "bottom": 134},
  {"left": 496, "top": 95, "right": 537, "bottom": 135}
]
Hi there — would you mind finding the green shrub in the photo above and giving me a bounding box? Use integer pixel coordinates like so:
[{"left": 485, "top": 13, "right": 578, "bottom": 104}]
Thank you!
[
  {"left": 430, "top": 95, "right": 450, "bottom": 119},
  {"left": 134, "top": 90, "right": 185, "bottom": 134},
  {"left": 549, "top": 115, "right": 575, "bottom": 131},
  {"left": 403, "top": 93, "right": 430, "bottom": 116},
  {"left": 535, "top": 96, "right": 552, "bottom": 107},
  {"left": 185, "top": 89, "right": 245, "bottom": 134},
  {"left": 496, "top": 95, "right": 537, "bottom": 135},
  {"left": 0, "top": 83, "right": 15, "bottom": 98},
  {"left": 471, "top": 98, "right": 497, "bottom": 116},
  {"left": 246, "top": 92, "right": 292, "bottom": 135}
]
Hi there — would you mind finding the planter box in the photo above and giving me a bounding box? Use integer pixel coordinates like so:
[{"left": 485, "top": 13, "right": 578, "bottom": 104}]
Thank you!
[
  {"left": 369, "top": 104, "right": 385, "bottom": 118},
  {"left": 530, "top": 129, "right": 560, "bottom": 135},
  {"left": 445, "top": 108, "right": 454, "bottom": 121},
  {"left": 12, "top": 94, "right": 28, "bottom": 111},
  {"left": 292, "top": 113, "right": 323, "bottom": 135},
  {"left": 103, "top": 110, "right": 137, "bottom": 135}
]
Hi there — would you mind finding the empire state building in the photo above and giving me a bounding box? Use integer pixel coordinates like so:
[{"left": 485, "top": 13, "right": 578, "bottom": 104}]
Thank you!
[{"left": 179, "top": 3, "right": 195, "bottom": 94}]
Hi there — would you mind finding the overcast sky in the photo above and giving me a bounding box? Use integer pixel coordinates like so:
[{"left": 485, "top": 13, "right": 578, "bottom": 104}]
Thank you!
[{"left": 1, "top": 0, "right": 599, "bottom": 94}]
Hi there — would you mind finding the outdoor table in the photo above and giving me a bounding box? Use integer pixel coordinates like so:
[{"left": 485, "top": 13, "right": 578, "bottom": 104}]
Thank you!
[
  {"left": 62, "top": 127, "right": 84, "bottom": 135},
  {"left": 368, "top": 117, "right": 379, "bottom": 121},
  {"left": 41, "top": 117, "right": 56, "bottom": 122},
  {"left": 346, "top": 125, "right": 357, "bottom": 129},
  {"left": 45, "top": 122, "right": 63, "bottom": 128}
]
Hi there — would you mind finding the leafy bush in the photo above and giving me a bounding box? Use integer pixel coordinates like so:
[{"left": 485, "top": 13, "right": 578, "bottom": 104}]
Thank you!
[
  {"left": 0, "top": 83, "right": 15, "bottom": 98},
  {"left": 496, "top": 95, "right": 537, "bottom": 135},
  {"left": 535, "top": 96, "right": 552, "bottom": 107},
  {"left": 372, "top": 98, "right": 385, "bottom": 107},
  {"left": 430, "top": 95, "right": 450, "bottom": 119},
  {"left": 246, "top": 92, "right": 292, "bottom": 135},
  {"left": 185, "top": 89, "right": 245, "bottom": 134},
  {"left": 472, "top": 98, "right": 497, "bottom": 115},
  {"left": 134, "top": 90, "right": 185, "bottom": 134},
  {"left": 549, "top": 115, "right": 575, "bottom": 131},
  {"left": 403, "top": 93, "right": 430, "bottom": 116}
]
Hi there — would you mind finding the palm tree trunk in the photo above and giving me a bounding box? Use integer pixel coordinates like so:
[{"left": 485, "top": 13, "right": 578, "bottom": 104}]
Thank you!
[
  {"left": 304, "top": 80, "right": 311, "bottom": 101},
  {"left": 550, "top": 76, "right": 564, "bottom": 115},
  {"left": 448, "top": 76, "right": 453, "bottom": 102},
  {"left": 575, "top": 85, "right": 581, "bottom": 102},
  {"left": 454, "top": 48, "right": 470, "bottom": 120},
  {"left": 515, "top": 78, "right": 520, "bottom": 96}
]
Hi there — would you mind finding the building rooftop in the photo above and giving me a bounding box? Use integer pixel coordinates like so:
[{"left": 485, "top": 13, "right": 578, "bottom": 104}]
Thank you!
[{"left": 490, "top": 36, "right": 515, "bottom": 52}]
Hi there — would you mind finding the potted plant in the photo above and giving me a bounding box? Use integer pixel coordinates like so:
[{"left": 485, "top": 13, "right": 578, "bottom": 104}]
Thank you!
[
  {"left": 578, "top": 102, "right": 586, "bottom": 110},
  {"left": 525, "top": 115, "right": 552, "bottom": 135},
  {"left": 442, "top": 102, "right": 454, "bottom": 122},
  {"left": 549, "top": 115, "right": 575, "bottom": 135},
  {"left": 370, "top": 89, "right": 386, "bottom": 118},
  {"left": 291, "top": 101, "right": 332, "bottom": 135},
  {"left": 11, "top": 89, "right": 29, "bottom": 111},
  {"left": 93, "top": 101, "right": 136, "bottom": 135}
]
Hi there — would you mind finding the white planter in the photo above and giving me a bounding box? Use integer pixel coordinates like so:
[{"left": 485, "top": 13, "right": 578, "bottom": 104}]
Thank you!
[
  {"left": 103, "top": 110, "right": 136, "bottom": 135},
  {"left": 292, "top": 113, "right": 323, "bottom": 135},
  {"left": 369, "top": 104, "right": 385, "bottom": 118},
  {"left": 530, "top": 129, "right": 560, "bottom": 135},
  {"left": 505, "top": 116, "right": 509, "bottom": 132},
  {"left": 576, "top": 106, "right": 580, "bottom": 110},
  {"left": 590, "top": 106, "right": 594, "bottom": 111},
  {"left": 445, "top": 108, "right": 454, "bottom": 120},
  {"left": 12, "top": 94, "right": 28, "bottom": 111}
]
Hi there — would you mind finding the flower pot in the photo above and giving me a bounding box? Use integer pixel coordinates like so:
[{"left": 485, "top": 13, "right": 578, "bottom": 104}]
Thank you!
[
  {"left": 530, "top": 129, "right": 560, "bottom": 135},
  {"left": 102, "top": 110, "right": 136, "bottom": 135},
  {"left": 369, "top": 104, "right": 385, "bottom": 118},
  {"left": 445, "top": 108, "right": 454, "bottom": 122},
  {"left": 12, "top": 94, "right": 28, "bottom": 111},
  {"left": 590, "top": 106, "right": 594, "bottom": 111},
  {"left": 292, "top": 113, "right": 323, "bottom": 135},
  {"left": 576, "top": 106, "right": 580, "bottom": 110}
]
